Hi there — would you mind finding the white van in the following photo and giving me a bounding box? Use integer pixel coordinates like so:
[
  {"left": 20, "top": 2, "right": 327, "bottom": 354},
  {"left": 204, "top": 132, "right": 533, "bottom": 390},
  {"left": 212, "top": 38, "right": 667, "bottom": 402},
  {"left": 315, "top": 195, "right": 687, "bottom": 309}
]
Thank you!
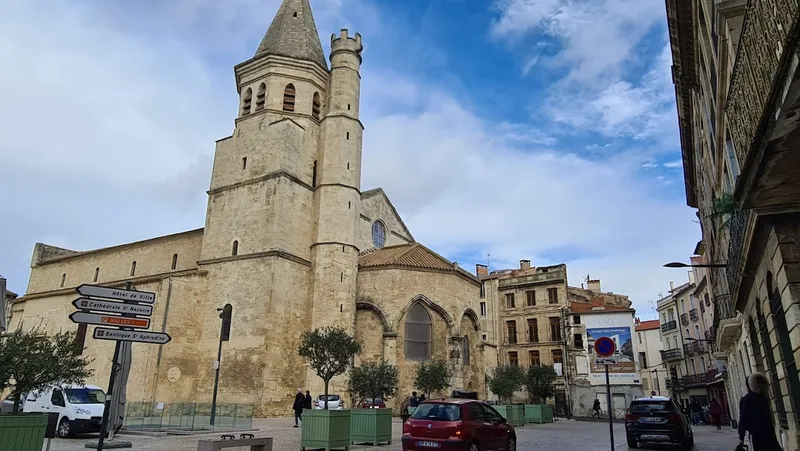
[{"left": 23, "top": 384, "right": 106, "bottom": 438}]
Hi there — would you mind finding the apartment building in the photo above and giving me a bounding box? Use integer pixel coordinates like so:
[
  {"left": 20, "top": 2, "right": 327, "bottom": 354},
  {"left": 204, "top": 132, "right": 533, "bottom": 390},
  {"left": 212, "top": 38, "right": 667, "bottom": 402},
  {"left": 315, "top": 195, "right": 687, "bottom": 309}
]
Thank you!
[
  {"left": 667, "top": 0, "right": 800, "bottom": 446},
  {"left": 634, "top": 319, "right": 667, "bottom": 397}
]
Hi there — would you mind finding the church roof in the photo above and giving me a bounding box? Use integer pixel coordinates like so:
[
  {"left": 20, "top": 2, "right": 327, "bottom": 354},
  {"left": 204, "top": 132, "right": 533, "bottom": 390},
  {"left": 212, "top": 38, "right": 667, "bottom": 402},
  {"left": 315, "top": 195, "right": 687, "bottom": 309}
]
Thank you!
[
  {"left": 254, "top": 0, "right": 328, "bottom": 70},
  {"left": 359, "top": 243, "right": 479, "bottom": 284},
  {"left": 361, "top": 188, "right": 415, "bottom": 241}
]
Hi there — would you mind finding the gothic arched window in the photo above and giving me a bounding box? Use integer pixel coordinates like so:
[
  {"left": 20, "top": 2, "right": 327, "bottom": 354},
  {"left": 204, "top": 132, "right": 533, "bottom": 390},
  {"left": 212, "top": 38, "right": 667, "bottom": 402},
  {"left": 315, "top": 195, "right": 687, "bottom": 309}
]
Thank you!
[
  {"left": 312, "top": 92, "right": 321, "bottom": 119},
  {"left": 171, "top": 253, "right": 178, "bottom": 270},
  {"left": 462, "top": 335, "right": 470, "bottom": 365},
  {"left": 405, "top": 303, "right": 432, "bottom": 361},
  {"left": 372, "top": 221, "right": 386, "bottom": 249},
  {"left": 283, "top": 84, "right": 296, "bottom": 112},
  {"left": 232, "top": 240, "right": 239, "bottom": 256},
  {"left": 242, "top": 88, "right": 252, "bottom": 116}
]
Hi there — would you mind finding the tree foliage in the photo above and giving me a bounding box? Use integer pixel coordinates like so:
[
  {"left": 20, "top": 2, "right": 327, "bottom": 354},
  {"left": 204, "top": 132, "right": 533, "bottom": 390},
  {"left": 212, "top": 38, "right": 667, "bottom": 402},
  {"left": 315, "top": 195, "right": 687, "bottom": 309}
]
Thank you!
[
  {"left": 0, "top": 328, "right": 93, "bottom": 412},
  {"left": 413, "top": 359, "right": 451, "bottom": 398},
  {"left": 525, "top": 364, "right": 557, "bottom": 403},
  {"left": 298, "top": 326, "right": 361, "bottom": 409},
  {"left": 488, "top": 364, "right": 525, "bottom": 403},
  {"left": 348, "top": 361, "right": 399, "bottom": 408}
]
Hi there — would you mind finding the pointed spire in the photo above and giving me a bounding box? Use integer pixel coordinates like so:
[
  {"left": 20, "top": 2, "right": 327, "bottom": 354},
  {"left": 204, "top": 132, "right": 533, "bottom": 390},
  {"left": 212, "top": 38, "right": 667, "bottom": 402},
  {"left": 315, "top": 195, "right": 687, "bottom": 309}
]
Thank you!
[{"left": 255, "top": 0, "right": 328, "bottom": 70}]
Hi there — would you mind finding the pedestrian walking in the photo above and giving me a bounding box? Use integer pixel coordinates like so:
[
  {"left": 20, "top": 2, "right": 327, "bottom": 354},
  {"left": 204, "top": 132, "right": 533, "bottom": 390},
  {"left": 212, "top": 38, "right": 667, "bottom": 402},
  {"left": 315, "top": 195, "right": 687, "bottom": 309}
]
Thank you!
[
  {"left": 737, "top": 373, "right": 783, "bottom": 451},
  {"left": 304, "top": 390, "right": 312, "bottom": 410},
  {"left": 709, "top": 398, "right": 723, "bottom": 431},
  {"left": 409, "top": 391, "right": 419, "bottom": 408},
  {"left": 689, "top": 399, "right": 702, "bottom": 425},
  {"left": 292, "top": 388, "right": 304, "bottom": 428},
  {"left": 592, "top": 399, "right": 601, "bottom": 419}
]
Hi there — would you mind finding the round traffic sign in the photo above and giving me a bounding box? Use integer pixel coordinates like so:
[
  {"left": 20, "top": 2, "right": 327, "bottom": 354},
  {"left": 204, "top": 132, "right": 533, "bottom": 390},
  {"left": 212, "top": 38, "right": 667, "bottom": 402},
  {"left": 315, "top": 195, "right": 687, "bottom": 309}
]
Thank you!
[{"left": 594, "top": 336, "right": 616, "bottom": 357}]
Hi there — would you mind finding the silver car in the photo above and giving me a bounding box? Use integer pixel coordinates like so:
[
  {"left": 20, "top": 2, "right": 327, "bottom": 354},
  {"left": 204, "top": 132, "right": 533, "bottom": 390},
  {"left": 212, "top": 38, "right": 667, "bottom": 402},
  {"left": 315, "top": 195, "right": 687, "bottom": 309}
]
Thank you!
[{"left": 314, "top": 394, "right": 344, "bottom": 410}]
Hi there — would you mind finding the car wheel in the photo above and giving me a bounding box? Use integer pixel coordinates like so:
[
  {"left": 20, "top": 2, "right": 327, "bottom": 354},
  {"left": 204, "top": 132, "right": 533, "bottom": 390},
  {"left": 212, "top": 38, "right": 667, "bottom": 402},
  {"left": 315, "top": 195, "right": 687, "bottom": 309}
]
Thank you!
[
  {"left": 626, "top": 436, "right": 637, "bottom": 448},
  {"left": 57, "top": 418, "right": 72, "bottom": 438},
  {"left": 506, "top": 436, "right": 516, "bottom": 451}
]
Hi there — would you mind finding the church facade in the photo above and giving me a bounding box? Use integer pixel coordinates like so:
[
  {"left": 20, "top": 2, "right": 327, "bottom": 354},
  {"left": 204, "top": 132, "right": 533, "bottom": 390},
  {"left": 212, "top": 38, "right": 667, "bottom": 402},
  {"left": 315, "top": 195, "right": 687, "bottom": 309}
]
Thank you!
[{"left": 8, "top": 0, "right": 485, "bottom": 416}]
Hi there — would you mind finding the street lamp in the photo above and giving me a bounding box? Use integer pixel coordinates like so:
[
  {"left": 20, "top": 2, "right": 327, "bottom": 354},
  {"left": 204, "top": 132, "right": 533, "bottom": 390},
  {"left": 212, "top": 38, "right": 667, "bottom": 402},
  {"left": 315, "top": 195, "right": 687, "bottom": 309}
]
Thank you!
[{"left": 663, "top": 262, "right": 728, "bottom": 269}]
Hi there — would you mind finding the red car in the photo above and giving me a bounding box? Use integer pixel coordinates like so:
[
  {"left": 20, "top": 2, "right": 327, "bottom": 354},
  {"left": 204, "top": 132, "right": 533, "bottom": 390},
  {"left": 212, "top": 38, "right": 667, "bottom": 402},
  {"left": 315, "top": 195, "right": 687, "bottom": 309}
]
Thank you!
[
  {"left": 402, "top": 399, "right": 516, "bottom": 451},
  {"left": 360, "top": 398, "right": 386, "bottom": 409}
]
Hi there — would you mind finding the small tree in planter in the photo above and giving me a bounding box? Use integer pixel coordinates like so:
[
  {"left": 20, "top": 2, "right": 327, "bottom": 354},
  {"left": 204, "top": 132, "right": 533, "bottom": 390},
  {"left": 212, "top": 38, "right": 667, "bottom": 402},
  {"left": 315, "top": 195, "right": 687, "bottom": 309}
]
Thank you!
[
  {"left": 413, "top": 359, "right": 452, "bottom": 399},
  {"left": 524, "top": 365, "right": 557, "bottom": 423},
  {"left": 347, "top": 362, "right": 398, "bottom": 446},
  {"left": 298, "top": 327, "right": 361, "bottom": 450},
  {"left": 488, "top": 364, "right": 525, "bottom": 426}
]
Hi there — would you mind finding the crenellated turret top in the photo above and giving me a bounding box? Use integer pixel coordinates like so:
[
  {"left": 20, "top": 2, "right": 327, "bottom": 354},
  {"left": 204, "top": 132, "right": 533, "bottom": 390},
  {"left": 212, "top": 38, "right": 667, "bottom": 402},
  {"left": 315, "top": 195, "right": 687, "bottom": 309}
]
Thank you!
[{"left": 254, "top": 0, "right": 328, "bottom": 70}]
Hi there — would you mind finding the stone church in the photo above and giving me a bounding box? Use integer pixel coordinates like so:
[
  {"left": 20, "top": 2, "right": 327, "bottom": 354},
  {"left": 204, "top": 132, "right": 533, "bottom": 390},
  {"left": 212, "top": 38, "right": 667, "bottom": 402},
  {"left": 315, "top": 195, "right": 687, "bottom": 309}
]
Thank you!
[{"left": 8, "top": 0, "right": 486, "bottom": 416}]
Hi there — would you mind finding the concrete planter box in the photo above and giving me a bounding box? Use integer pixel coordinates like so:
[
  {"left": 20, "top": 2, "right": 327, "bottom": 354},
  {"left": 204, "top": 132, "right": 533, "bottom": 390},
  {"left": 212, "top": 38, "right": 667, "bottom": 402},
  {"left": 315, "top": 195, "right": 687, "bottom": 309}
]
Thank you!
[
  {"left": 301, "top": 409, "right": 351, "bottom": 451},
  {"left": 493, "top": 404, "right": 525, "bottom": 427},
  {"left": 0, "top": 413, "right": 48, "bottom": 451},
  {"left": 523, "top": 404, "right": 553, "bottom": 424},
  {"left": 350, "top": 408, "right": 392, "bottom": 446}
]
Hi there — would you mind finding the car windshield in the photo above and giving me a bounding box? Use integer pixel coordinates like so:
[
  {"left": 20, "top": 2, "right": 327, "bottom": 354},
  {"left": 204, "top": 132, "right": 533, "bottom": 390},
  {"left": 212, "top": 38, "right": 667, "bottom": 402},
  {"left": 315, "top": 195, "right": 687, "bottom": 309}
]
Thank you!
[
  {"left": 65, "top": 388, "right": 106, "bottom": 404},
  {"left": 630, "top": 401, "right": 673, "bottom": 413},
  {"left": 318, "top": 395, "right": 340, "bottom": 401},
  {"left": 411, "top": 403, "right": 461, "bottom": 421}
]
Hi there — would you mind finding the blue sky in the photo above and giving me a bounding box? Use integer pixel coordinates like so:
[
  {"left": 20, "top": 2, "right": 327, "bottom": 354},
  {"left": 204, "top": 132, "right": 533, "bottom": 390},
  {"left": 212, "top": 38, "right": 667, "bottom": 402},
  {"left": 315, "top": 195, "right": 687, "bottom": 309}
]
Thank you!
[{"left": 0, "top": 0, "right": 699, "bottom": 318}]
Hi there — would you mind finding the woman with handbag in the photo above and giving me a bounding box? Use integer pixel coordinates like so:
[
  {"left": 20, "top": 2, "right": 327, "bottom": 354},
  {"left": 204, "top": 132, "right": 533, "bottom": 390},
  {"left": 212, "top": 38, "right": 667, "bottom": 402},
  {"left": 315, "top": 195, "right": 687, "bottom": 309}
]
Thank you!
[{"left": 737, "top": 373, "right": 783, "bottom": 451}]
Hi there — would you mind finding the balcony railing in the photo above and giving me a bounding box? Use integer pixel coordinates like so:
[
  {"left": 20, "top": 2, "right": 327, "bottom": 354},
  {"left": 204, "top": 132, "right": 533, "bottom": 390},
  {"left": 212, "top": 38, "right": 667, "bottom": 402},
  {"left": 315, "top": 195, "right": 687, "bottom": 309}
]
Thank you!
[
  {"left": 683, "top": 341, "right": 706, "bottom": 356},
  {"left": 660, "top": 348, "right": 683, "bottom": 361},
  {"left": 682, "top": 373, "right": 715, "bottom": 387},
  {"left": 712, "top": 294, "right": 735, "bottom": 337},
  {"left": 680, "top": 313, "right": 689, "bottom": 326},
  {"left": 661, "top": 320, "right": 677, "bottom": 332},
  {"left": 726, "top": 208, "right": 750, "bottom": 301},
  {"left": 689, "top": 309, "right": 698, "bottom": 321},
  {"left": 726, "top": 1, "right": 797, "bottom": 170}
]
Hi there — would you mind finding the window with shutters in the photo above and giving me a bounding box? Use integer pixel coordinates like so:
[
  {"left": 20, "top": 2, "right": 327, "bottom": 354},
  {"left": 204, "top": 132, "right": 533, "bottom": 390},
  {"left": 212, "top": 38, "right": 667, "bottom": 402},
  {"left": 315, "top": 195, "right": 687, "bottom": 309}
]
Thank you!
[
  {"left": 547, "top": 287, "right": 558, "bottom": 304},
  {"left": 529, "top": 350, "right": 540, "bottom": 366},
  {"left": 506, "top": 320, "right": 517, "bottom": 344},
  {"left": 551, "top": 349, "right": 563, "bottom": 364},
  {"left": 255, "top": 83, "right": 266, "bottom": 111},
  {"left": 508, "top": 351, "right": 519, "bottom": 366},
  {"left": 526, "top": 290, "right": 536, "bottom": 307},
  {"left": 241, "top": 88, "right": 252, "bottom": 116},
  {"left": 549, "top": 317, "right": 561, "bottom": 341},
  {"left": 505, "top": 293, "right": 515, "bottom": 309},
  {"left": 283, "top": 84, "right": 296, "bottom": 112},
  {"left": 527, "top": 318, "right": 538, "bottom": 342},
  {"left": 405, "top": 303, "right": 432, "bottom": 361}
]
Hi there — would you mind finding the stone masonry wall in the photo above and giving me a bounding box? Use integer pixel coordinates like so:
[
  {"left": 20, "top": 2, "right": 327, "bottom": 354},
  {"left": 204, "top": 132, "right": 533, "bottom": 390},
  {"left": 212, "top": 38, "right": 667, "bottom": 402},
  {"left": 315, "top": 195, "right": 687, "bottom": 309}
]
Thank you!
[{"left": 358, "top": 192, "right": 414, "bottom": 250}]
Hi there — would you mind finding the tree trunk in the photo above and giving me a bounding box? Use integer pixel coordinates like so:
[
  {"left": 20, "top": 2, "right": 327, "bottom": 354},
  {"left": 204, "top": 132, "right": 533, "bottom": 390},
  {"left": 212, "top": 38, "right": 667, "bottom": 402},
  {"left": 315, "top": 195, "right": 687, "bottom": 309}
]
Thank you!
[
  {"left": 324, "top": 380, "right": 329, "bottom": 410},
  {"left": 12, "top": 390, "right": 21, "bottom": 413}
]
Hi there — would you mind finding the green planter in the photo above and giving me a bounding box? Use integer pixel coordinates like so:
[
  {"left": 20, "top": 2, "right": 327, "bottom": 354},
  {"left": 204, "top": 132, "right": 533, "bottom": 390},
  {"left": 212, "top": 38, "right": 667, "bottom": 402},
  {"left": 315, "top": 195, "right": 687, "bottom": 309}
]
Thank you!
[
  {"left": 523, "top": 404, "right": 554, "bottom": 424},
  {"left": 350, "top": 408, "right": 392, "bottom": 446},
  {"left": 301, "top": 409, "right": 351, "bottom": 451},
  {"left": 493, "top": 404, "right": 525, "bottom": 427},
  {"left": 0, "top": 413, "right": 48, "bottom": 451}
]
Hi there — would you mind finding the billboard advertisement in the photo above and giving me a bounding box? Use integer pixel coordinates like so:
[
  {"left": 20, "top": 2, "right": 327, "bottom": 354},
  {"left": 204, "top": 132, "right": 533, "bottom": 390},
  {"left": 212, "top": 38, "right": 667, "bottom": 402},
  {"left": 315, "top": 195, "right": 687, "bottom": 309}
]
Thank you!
[{"left": 587, "top": 326, "right": 637, "bottom": 382}]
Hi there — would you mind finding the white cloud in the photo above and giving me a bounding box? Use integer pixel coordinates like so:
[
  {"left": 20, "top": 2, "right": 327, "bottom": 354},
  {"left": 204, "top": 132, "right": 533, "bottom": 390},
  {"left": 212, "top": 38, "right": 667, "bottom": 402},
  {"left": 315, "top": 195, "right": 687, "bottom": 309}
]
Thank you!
[
  {"left": 0, "top": 0, "right": 699, "bottom": 314},
  {"left": 663, "top": 159, "right": 683, "bottom": 168}
]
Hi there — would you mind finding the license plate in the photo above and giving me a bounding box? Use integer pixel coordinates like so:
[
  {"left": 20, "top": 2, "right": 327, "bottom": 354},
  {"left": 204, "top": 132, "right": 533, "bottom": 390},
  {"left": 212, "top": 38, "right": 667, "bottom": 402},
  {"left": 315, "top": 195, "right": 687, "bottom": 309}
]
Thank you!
[
  {"left": 641, "top": 417, "right": 662, "bottom": 422},
  {"left": 641, "top": 434, "right": 670, "bottom": 441},
  {"left": 417, "top": 441, "right": 440, "bottom": 448}
]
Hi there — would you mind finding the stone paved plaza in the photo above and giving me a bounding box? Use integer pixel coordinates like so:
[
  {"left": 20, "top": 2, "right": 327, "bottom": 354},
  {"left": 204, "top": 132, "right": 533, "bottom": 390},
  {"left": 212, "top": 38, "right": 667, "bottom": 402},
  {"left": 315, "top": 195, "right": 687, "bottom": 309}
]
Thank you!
[{"left": 47, "top": 418, "right": 739, "bottom": 451}]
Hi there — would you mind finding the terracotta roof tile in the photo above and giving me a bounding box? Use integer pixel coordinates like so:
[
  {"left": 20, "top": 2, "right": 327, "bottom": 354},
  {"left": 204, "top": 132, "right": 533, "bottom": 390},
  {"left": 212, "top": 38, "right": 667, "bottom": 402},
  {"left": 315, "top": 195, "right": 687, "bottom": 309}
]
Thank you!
[
  {"left": 358, "top": 244, "right": 478, "bottom": 284},
  {"left": 635, "top": 320, "right": 661, "bottom": 331}
]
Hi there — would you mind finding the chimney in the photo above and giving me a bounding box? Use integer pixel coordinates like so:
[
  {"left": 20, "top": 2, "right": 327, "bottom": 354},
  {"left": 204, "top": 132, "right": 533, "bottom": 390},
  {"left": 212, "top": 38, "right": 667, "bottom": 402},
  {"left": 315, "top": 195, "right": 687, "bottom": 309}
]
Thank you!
[
  {"left": 476, "top": 264, "right": 488, "bottom": 278},
  {"left": 453, "top": 262, "right": 459, "bottom": 270},
  {"left": 670, "top": 281, "right": 675, "bottom": 292},
  {"left": 520, "top": 260, "right": 531, "bottom": 270},
  {"left": 635, "top": 317, "right": 641, "bottom": 326},
  {"left": 588, "top": 279, "right": 601, "bottom": 292}
]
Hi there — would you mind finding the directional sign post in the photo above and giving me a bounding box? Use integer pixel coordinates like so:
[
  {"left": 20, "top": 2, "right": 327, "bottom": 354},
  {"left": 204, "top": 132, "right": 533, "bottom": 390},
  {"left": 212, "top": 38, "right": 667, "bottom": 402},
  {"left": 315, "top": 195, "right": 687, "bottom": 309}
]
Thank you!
[
  {"left": 594, "top": 336, "right": 617, "bottom": 450},
  {"left": 93, "top": 328, "right": 171, "bottom": 345},
  {"left": 69, "top": 283, "right": 166, "bottom": 451},
  {"left": 72, "top": 298, "right": 153, "bottom": 316}
]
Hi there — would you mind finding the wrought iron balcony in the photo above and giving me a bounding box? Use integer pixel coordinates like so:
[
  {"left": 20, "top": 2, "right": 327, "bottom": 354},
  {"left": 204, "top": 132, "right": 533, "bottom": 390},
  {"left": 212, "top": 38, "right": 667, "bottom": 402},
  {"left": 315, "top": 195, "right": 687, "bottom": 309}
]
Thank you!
[
  {"left": 680, "top": 313, "right": 689, "bottom": 326},
  {"left": 726, "top": 0, "right": 797, "bottom": 169},
  {"left": 682, "top": 373, "right": 714, "bottom": 387},
  {"left": 726, "top": 208, "right": 750, "bottom": 301},
  {"left": 689, "top": 309, "right": 698, "bottom": 321},
  {"left": 666, "top": 378, "right": 681, "bottom": 389},
  {"left": 683, "top": 341, "right": 706, "bottom": 356},
  {"left": 660, "top": 348, "right": 683, "bottom": 362},
  {"left": 661, "top": 320, "right": 677, "bottom": 332},
  {"left": 713, "top": 293, "right": 741, "bottom": 349}
]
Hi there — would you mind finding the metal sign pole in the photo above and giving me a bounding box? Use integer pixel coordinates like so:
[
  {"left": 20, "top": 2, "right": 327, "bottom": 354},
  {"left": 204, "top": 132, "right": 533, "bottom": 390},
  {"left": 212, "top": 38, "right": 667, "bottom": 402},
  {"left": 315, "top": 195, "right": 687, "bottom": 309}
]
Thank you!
[
  {"left": 96, "top": 283, "right": 130, "bottom": 451},
  {"left": 605, "top": 364, "right": 614, "bottom": 450}
]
